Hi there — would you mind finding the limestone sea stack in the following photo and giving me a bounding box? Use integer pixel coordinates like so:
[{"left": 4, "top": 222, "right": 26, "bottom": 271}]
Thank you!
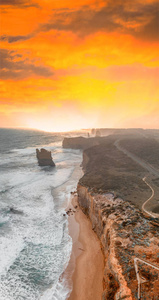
[{"left": 36, "top": 148, "right": 55, "bottom": 166}]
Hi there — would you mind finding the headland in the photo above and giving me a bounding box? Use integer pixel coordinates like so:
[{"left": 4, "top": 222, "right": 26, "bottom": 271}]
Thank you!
[{"left": 64, "top": 129, "right": 159, "bottom": 300}]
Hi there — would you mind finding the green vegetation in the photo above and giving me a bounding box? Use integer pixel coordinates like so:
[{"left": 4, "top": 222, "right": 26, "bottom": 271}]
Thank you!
[{"left": 80, "top": 137, "right": 151, "bottom": 208}]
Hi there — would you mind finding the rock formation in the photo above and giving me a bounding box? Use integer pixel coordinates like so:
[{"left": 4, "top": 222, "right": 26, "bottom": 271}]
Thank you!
[
  {"left": 95, "top": 129, "right": 101, "bottom": 137},
  {"left": 76, "top": 134, "right": 159, "bottom": 299},
  {"left": 91, "top": 128, "right": 96, "bottom": 135},
  {"left": 9, "top": 207, "right": 23, "bottom": 215},
  {"left": 36, "top": 148, "right": 55, "bottom": 166},
  {"left": 62, "top": 136, "right": 100, "bottom": 149},
  {"left": 77, "top": 185, "right": 159, "bottom": 299}
]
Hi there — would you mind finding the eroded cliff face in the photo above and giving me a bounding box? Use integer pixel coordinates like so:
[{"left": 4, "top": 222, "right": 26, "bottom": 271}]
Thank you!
[{"left": 77, "top": 185, "right": 159, "bottom": 300}]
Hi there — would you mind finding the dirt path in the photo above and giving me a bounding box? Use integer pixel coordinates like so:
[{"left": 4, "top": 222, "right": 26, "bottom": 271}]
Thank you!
[
  {"left": 134, "top": 257, "right": 159, "bottom": 300},
  {"left": 115, "top": 139, "right": 159, "bottom": 299},
  {"left": 114, "top": 139, "right": 159, "bottom": 219},
  {"left": 142, "top": 177, "right": 159, "bottom": 218},
  {"left": 114, "top": 140, "right": 159, "bottom": 177}
]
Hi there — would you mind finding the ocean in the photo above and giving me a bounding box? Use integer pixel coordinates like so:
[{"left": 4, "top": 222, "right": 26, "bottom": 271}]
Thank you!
[{"left": 0, "top": 128, "right": 84, "bottom": 300}]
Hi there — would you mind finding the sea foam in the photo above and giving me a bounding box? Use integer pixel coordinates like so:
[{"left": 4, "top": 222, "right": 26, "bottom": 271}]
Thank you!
[{"left": 0, "top": 133, "right": 82, "bottom": 300}]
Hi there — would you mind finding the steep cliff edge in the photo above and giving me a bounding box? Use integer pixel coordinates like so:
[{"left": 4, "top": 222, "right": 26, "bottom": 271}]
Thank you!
[
  {"left": 77, "top": 138, "right": 159, "bottom": 299},
  {"left": 77, "top": 185, "right": 159, "bottom": 300}
]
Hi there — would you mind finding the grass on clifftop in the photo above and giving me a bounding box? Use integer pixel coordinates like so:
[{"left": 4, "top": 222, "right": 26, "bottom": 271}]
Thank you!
[{"left": 80, "top": 137, "right": 151, "bottom": 208}]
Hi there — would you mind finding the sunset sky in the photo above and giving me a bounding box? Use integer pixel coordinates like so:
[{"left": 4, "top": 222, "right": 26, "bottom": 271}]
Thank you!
[{"left": 0, "top": 0, "right": 159, "bottom": 131}]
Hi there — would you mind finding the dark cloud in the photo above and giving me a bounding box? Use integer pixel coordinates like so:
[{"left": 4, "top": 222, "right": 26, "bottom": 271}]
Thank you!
[
  {"left": 40, "top": 1, "right": 159, "bottom": 41},
  {"left": 134, "top": 12, "right": 159, "bottom": 41},
  {"left": 0, "top": 34, "right": 34, "bottom": 43},
  {"left": 41, "top": 7, "right": 121, "bottom": 35},
  {"left": 1, "top": 1, "right": 158, "bottom": 44},
  {"left": 0, "top": 0, "right": 39, "bottom": 8},
  {"left": 0, "top": 49, "right": 54, "bottom": 80}
]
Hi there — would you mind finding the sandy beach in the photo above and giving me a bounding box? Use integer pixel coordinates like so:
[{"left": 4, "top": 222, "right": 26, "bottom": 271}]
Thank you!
[{"left": 67, "top": 195, "right": 104, "bottom": 300}]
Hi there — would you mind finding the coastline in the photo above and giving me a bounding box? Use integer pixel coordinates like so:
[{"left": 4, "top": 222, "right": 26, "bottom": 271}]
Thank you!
[
  {"left": 62, "top": 135, "right": 159, "bottom": 299},
  {"left": 67, "top": 195, "right": 104, "bottom": 300}
]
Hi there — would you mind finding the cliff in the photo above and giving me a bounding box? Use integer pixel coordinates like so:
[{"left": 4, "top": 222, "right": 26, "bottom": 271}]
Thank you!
[
  {"left": 62, "top": 136, "right": 101, "bottom": 149},
  {"left": 36, "top": 148, "right": 55, "bottom": 166},
  {"left": 76, "top": 136, "right": 159, "bottom": 299},
  {"left": 77, "top": 185, "right": 159, "bottom": 299}
]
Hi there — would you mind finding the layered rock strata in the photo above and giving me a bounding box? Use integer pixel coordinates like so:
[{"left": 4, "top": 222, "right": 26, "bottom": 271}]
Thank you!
[
  {"left": 36, "top": 148, "right": 55, "bottom": 166},
  {"left": 77, "top": 185, "right": 159, "bottom": 300}
]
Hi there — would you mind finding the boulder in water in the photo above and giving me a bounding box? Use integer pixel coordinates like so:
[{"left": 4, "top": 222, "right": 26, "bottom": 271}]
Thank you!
[
  {"left": 36, "top": 148, "right": 55, "bottom": 166},
  {"left": 10, "top": 207, "right": 23, "bottom": 215}
]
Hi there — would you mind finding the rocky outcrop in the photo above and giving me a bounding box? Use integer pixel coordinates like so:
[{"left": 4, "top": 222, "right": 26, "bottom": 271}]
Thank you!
[
  {"left": 77, "top": 185, "right": 159, "bottom": 299},
  {"left": 9, "top": 207, "right": 23, "bottom": 215},
  {"left": 62, "top": 136, "right": 100, "bottom": 149},
  {"left": 36, "top": 148, "right": 55, "bottom": 166}
]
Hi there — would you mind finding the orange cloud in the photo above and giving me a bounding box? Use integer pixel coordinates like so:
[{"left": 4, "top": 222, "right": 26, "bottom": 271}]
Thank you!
[{"left": 0, "top": 0, "right": 159, "bottom": 131}]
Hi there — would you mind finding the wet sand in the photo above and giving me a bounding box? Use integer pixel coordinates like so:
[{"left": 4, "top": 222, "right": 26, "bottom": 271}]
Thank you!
[{"left": 67, "top": 195, "right": 104, "bottom": 300}]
